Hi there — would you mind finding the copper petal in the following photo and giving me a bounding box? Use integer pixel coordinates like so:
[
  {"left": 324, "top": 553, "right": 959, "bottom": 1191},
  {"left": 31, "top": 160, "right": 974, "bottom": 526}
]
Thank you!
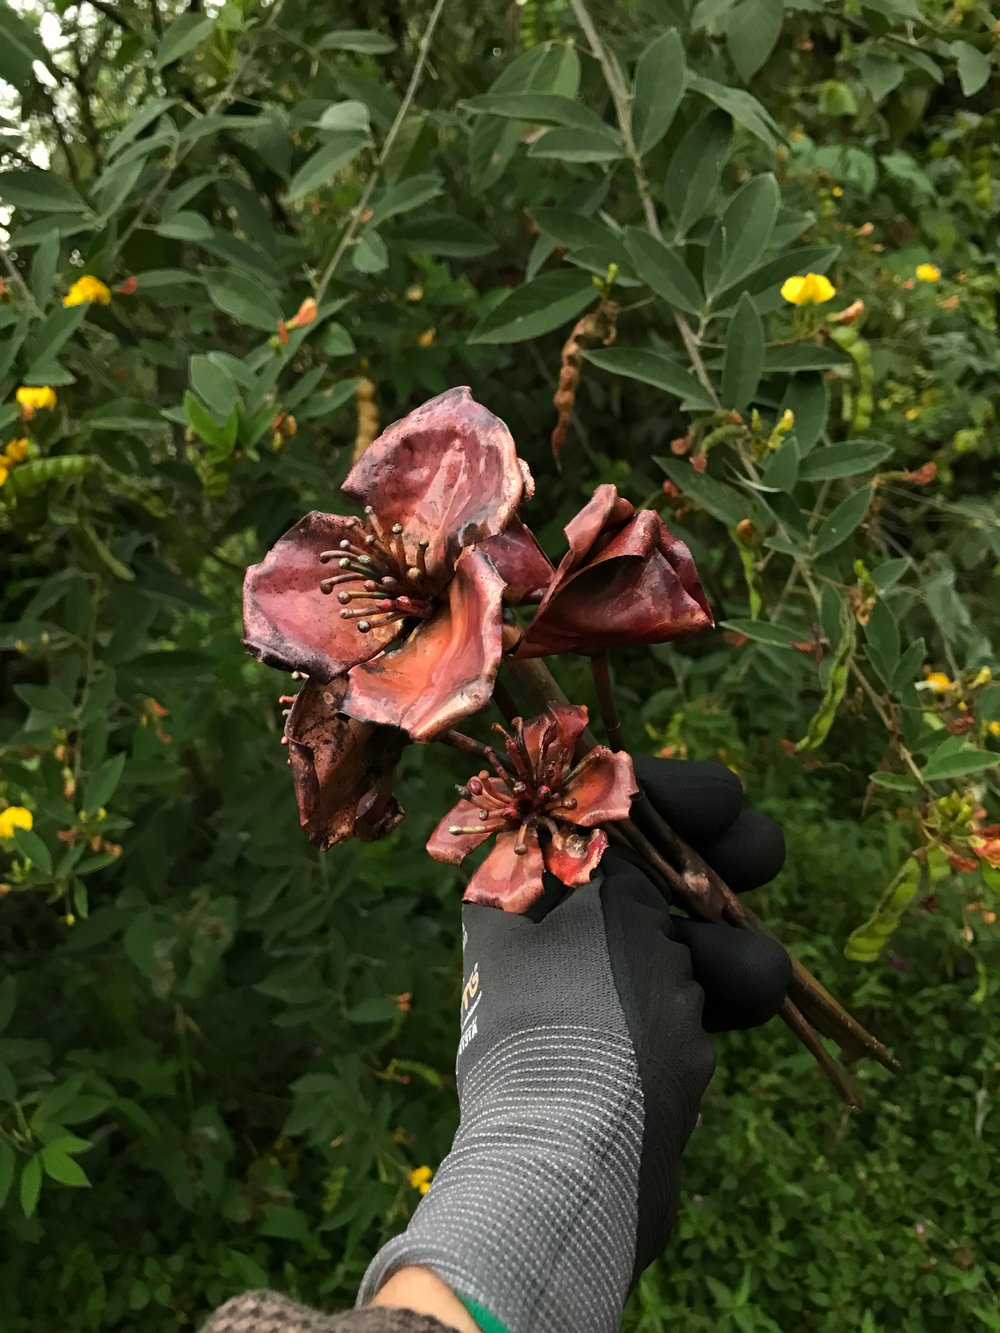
[
  {"left": 427, "top": 795, "right": 501, "bottom": 865},
  {"left": 462, "top": 831, "right": 547, "bottom": 914},
  {"left": 342, "top": 548, "right": 505, "bottom": 741},
  {"left": 478, "top": 516, "right": 554, "bottom": 605},
  {"left": 243, "top": 511, "right": 405, "bottom": 680},
  {"left": 543, "top": 825, "right": 608, "bottom": 886},
  {"left": 564, "top": 747, "right": 637, "bottom": 827}
]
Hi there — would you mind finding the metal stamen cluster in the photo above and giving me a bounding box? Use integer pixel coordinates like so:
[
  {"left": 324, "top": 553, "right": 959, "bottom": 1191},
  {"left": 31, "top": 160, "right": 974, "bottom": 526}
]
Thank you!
[{"left": 318, "top": 506, "right": 434, "bottom": 634}]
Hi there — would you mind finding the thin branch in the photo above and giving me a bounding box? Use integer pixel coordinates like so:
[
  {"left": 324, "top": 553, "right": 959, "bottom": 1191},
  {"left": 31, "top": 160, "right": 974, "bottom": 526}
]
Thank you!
[
  {"left": 590, "top": 653, "right": 625, "bottom": 751},
  {"left": 314, "top": 0, "right": 449, "bottom": 302},
  {"left": 568, "top": 0, "right": 720, "bottom": 406}
]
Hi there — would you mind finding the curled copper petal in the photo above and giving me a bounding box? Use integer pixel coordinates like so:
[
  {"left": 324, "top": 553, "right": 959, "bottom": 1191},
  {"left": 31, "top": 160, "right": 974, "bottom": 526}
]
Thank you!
[
  {"left": 478, "top": 516, "right": 554, "bottom": 605},
  {"left": 285, "top": 678, "right": 405, "bottom": 850},
  {"left": 243, "top": 511, "right": 405, "bottom": 680},
  {"left": 463, "top": 831, "right": 547, "bottom": 914},
  {"left": 342, "top": 386, "right": 527, "bottom": 580},
  {"left": 516, "top": 492, "right": 713, "bottom": 658},
  {"left": 342, "top": 548, "right": 505, "bottom": 741},
  {"left": 563, "top": 747, "right": 637, "bottom": 827},
  {"left": 561, "top": 483, "right": 634, "bottom": 566},
  {"left": 427, "top": 794, "right": 501, "bottom": 865},
  {"left": 543, "top": 825, "right": 608, "bottom": 886},
  {"left": 522, "top": 702, "right": 590, "bottom": 778}
]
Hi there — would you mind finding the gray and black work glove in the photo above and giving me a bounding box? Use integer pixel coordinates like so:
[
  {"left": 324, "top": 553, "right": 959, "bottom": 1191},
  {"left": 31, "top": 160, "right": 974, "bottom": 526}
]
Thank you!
[{"left": 358, "top": 758, "right": 791, "bottom": 1333}]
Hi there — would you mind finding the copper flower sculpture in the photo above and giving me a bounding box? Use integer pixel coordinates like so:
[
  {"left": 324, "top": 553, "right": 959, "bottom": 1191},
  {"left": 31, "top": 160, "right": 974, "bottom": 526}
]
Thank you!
[
  {"left": 244, "top": 387, "right": 547, "bottom": 741},
  {"left": 516, "top": 483, "right": 713, "bottom": 657},
  {"left": 427, "top": 705, "right": 636, "bottom": 912}
]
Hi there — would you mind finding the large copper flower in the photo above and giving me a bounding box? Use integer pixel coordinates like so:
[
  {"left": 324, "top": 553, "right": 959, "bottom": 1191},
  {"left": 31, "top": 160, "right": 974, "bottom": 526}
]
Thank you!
[
  {"left": 243, "top": 387, "right": 544, "bottom": 740},
  {"left": 283, "top": 678, "right": 406, "bottom": 849},
  {"left": 427, "top": 704, "right": 637, "bottom": 913},
  {"left": 515, "top": 484, "right": 713, "bottom": 658}
]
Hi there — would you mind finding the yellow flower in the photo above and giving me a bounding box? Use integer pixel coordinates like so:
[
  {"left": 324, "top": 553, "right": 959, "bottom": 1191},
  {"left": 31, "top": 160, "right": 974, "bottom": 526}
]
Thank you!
[
  {"left": 904, "top": 408, "right": 921, "bottom": 421},
  {"left": 832, "top": 185, "right": 844, "bottom": 198},
  {"left": 0, "top": 464, "right": 8, "bottom": 488},
  {"left": 416, "top": 328, "right": 436, "bottom": 348},
  {"left": 0, "top": 806, "right": 33, "bottom": 839},
  {"left": 63, "top": 275, "right": 112, "bottom": 307},
  {"left": 16, "top": 385, "right": 57, "bottom": 420},
  {"left": 972, "top": 666, "right": 993, "bottom": 688},
  {"left": 915, "top": 264, "right": 941, "bottom": 283},
  {"left": 988, "top": 721, "right": 1000, "bottom": 737},
  {"left": 925, "top": 671, "right": 954, "bottom": 694},
  {"left": 780, "top": 273, "right": 836, "bottom": 306},
  {"left": 408, "top": 1165, "right": 433, "bottom": 1195},
  {"left": 4, "top": 437, "right": 29, "bottom": 464}
]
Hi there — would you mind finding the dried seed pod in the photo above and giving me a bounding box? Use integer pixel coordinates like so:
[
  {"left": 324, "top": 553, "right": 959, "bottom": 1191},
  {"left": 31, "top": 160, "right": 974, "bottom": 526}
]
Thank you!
[{"left": 550, "top": 300, "right": 618, "bottom": 466}]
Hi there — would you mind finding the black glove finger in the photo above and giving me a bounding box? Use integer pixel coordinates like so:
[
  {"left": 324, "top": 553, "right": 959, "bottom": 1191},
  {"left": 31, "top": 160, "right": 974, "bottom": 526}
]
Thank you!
[
  {"left": 690, "top": 808, "right": 786, "bottom": 893},
  {"left": 671, "top": 918, "right": 791, "bottom": 1032},
  {"left": 633, "top": 755, "right": 743, "bottom": 842}
]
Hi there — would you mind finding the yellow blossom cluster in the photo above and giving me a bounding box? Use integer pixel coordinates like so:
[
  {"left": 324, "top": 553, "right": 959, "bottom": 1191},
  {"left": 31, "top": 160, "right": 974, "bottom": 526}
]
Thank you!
[
  {"left": 63, "top": 275, "right": 112, "bottom": 307},
  {"left": 408, "top": 1165, "right": 433, "bottom": 1195},
  {"left": 780, "top": 272, "right": 836, "bottom": 306},
  {"left": 15, "top": 385, "right": 57, "bottom": 420},
  {"left": 0, "top": 437, "right": 30, "bottom": 488},
  {"left": 0, "top": 806, "right": 33, "bottom": 839}
]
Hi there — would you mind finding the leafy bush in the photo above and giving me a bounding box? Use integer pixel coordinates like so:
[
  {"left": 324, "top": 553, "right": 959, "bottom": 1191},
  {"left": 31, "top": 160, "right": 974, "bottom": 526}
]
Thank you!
[{"left": 0, "top": 0, "right": 998, "bottom": 1328}]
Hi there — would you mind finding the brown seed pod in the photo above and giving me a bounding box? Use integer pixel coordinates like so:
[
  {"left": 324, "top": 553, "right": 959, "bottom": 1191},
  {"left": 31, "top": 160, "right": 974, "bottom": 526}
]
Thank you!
[{"left": 550, "top": 300, "right": 618, "bottom": 466}]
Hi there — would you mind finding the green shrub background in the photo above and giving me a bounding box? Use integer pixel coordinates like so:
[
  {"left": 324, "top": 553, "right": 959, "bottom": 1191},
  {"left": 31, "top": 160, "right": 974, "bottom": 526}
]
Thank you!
[{"left": 1, "top": 0, "right": 999, "bottom": 1328}]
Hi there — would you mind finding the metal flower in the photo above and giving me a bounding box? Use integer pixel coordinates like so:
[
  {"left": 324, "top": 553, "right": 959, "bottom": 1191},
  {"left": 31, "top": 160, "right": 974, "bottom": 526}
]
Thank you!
[
  {"left": 427, "top": 704, "right": 637, "bottom": 913},
  {"left": 243, "top": 387, "right": 536, "bottom": 739},
  {"left": 283, "top": 678, "right": 406, "bottom": 849},
  {"left": 515, "top": 483, "right": 714, "bottom": 658}
]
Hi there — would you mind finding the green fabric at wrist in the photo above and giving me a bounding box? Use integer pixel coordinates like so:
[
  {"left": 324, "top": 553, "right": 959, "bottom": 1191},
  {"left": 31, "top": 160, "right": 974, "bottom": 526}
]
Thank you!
[{"left": 457, "top": 1293, "right": 510, "bottom": 1333}]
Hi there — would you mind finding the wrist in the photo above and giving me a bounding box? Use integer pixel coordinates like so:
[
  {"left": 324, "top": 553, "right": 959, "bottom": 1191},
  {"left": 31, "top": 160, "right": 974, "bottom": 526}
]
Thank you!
[{"left": 370, "top": 1266, "right": 480, "bottom": 1332}]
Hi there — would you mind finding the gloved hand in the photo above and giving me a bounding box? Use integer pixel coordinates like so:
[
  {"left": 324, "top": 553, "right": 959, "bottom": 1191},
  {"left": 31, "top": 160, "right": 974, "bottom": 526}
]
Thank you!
[{"left": 358, "top": 758, "right": 791, "bottom": 1333}]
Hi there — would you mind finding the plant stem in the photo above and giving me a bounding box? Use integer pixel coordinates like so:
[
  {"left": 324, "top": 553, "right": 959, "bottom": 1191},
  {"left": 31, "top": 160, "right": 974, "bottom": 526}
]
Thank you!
[
  {"left": 590, "top": 653, "right": 625, "bottom": 751},
  {"left": 314, "top": 0, "right": 448, "bottom": 303},
  {"left": 437, "top": 729, "right": 505, "bottom": 768}
]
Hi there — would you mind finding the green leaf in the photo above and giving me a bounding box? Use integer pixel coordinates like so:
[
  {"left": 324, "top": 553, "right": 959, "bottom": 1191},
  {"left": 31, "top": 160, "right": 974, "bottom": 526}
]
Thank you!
[
  {"left": 956, "top": 43, "right": 990, "bottom": 97},
  {"left": 286, "top": 135, "right": 364, "bottom": 202},
  {"left": 718, "top": 618, "right": 802, "bottom": 647},
  {"left": 83, "top": 754, "right": 126, "bottom": 813},
  {"left": 352, "top": 230, "right": 388, "bottom": 273},
  {"left": 528, "top": 127, "right": 624, "bottom": 163},
  {"left": 107, "top": 98, "right": 177, "bottom": 159},
  {"left": 623, "top": 229, "right": 703, "bottom": 315},
  {"left": 631, "top": 30, "right": 686, "bottom": 154},
  {"left": 716, "top": 244, "right": 840, "bottom": 311},
  {"left": 656, "top": 456, "right": 749, "bottom": 526},
  {"left": 687, "top": 74, "right": 780, "bottom": 149},
  {"left": 0, "top": 4, "right": 46, "bottom": 89},
  {"left": 813, "top": 487, "right": 872, "bottom": 556},
  {"left": 868, "top": 771, "right": 921, "bottom": 793},
  {"left": 469, "top": 271, "right": 596, "bottom": 344},
  {"left": 203, "top": 269, "right": 282, "bottom": 331},
  {"left": 534, "top": 210, "right": 624, "bottom": 259},
  {"left": 368, "top": 174, "right": 442, "bottom": 226},
  {"left": 765, "top": 344, "right": 849, "bottom": 372},
  {"left": 760, "top": 436, "right": 800, "bottom": 492},
  {"left": 12, "top": 827, "right": 52, "bottom": 875},
  {"left": 19, "top": 1155, "right": 42, "bottom": 1217},
  {"left": 347, "top": 997, "right": 400, "bottom": 1023},
  {"left": 30, "top": 229, "right": 59, "bottom": 307},
  {"left": 318, "top": 29, "right": 396, "bottom": 54},
  {"left": 391, "top": 215, "right": 496, "bottom": 258},
  {"left": 844, "top": 857, "right": 921, "bottom": 963},
  {"left": 665, "top": 110, "right": 732, "bottom": 237},
  {"left": 586, "top": 348, "right": 715, "bottom": 410},
  {"left": 923, "top": 747, "right": 998, "bottom": 782},
  {"left": 153, "top": 211, "right": 213, "bottom": 242},
  {"left": 798, "top": 441, "right": 894, "bottom": 481},
  {"left": 0, "top": 169, "right": 89, "bottom": 215},
  {"left": 155, "top": 14, "right": 213, "bottom": 68},
  {"left": 0, "top": 1143, "right": 14, "bottom": 1209},
  {"left": 190, "top": 355, "right": 240, "bottom": 419},
  {"left": 976, "top": 684, "right": 1000, "bottom": 723},
  {"left": 720, "top": 293, "right": 764, "bottom": 410},
  {"left": 40, "top": 1145, "right": 89, "bottom": 1187},
  {"left": 314, "top": 100, "right": 371, "bottom": 133},
  {"left": 891, "top": 637, "right": 925, "bottom": 694},
  {"left": 797, "top": 598, "right": 857, "bottom": 751},
  {"left": 711, "top": 175, "right": 780, "bottom": 293},
  {"left": 864, "top": 597, "right": 900, "bottom": 685},
  {"left": 464, "top": 92, "right": 612, "bottom": 134},
  {"left": 780, "top": 374, "right": 827, "bottom": 454},
  {"left": 726, "top": 0, "right": 783, "bottom": 83}
]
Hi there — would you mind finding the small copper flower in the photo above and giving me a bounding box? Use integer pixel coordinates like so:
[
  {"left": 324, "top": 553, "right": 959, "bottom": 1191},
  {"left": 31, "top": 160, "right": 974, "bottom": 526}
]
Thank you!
[
  {"left": 515, "top": 484, "right": 714, "bottom": 658},
  {"left": 427, "top": 704, "right": 637, "bottom": 913},
  {"left": 243, "top": 387, "right": 540, "bottom": 739}
]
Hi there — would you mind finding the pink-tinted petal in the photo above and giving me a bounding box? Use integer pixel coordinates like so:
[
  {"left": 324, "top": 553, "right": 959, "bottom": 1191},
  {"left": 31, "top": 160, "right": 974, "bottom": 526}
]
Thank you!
[
  {"left": 342, "top": 387, "right": 527, "bottom": 580},
  {"left": 243, "top": 511, "right": 405, "bottom": 679},
  {"left": 516, "top": 509, "right": 713, "bottom": 657},
  {"left": 561, "top": 483, "right": 634, "bottom": 568},
  {"left": 342, "top": 548, "right": 505, "bottom": 741},
  {"left": 564, "top": 747, "right": 637, "bottom": 826},
  {"left": 543, "top": 825, "right": 608, "bottom": 886},
  {"left": 427, "top": 795, "right": 504, "bottom": 864},
  {"left": 463, "top": 831, "right": 547, "bottom": 914},
  {"left": 522, "top": 703, "right": 590, "bottom": 780},
  {"left": 478, "top": 516, "right": 554, "bottom": 605},
  {"left": 284, "top": 678, "right": 405, "bottom": 849}
]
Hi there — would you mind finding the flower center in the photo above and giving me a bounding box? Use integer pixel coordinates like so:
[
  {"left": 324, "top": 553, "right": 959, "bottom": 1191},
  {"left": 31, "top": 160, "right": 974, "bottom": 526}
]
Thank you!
[{"left": 318, "top": 506, "right": 435, "bottom": 633}]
